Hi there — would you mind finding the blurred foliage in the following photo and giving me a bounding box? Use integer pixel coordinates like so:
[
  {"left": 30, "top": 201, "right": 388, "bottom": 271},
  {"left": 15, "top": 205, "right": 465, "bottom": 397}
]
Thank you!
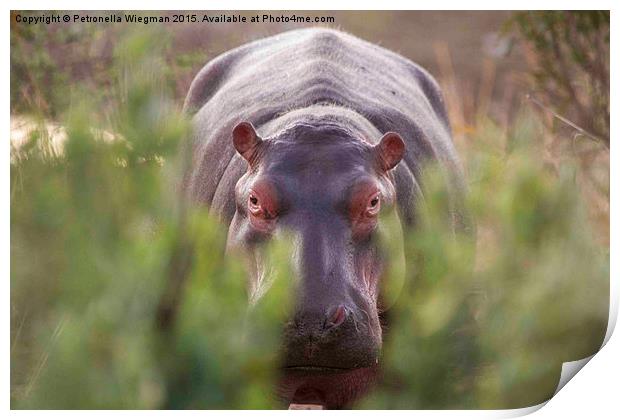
[
  {"left": 10, "top": 11, "right": 206, "bottom": 120},
  {"left": 11, "top": 18, "right": 608, "bottom": 410},
  {"left": 11, "top": 30, "right": 291, "bottom": 409},
  {"left": 509, "top": 11, "right": 610, "bottom": 146},
  {"left": 360, "top": 111, "right": 608, "bottom": 409},
  {"left": 11, "top": 11, "right": 70, "bottom": 116}
]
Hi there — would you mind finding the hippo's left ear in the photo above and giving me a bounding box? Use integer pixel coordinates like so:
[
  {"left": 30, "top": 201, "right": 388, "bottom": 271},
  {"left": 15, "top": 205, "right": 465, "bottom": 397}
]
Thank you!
[
  {"left": 232, "top": 121, "right": 263, "bottom": 164},
  {"left": 374, "top": 132, "right": 405, "bottom": 171}
]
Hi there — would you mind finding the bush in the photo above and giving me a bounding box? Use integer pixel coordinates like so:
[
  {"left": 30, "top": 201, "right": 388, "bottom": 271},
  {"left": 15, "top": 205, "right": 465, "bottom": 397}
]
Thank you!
[
  {"left": 11, "top": 30, "right": 291, "bottom": 409},
  {"left": 510, "top": 11, "right": 610, "bottom": 146},
  {"left": 360, "top": 111, "right": 608, "bottom": 409}
]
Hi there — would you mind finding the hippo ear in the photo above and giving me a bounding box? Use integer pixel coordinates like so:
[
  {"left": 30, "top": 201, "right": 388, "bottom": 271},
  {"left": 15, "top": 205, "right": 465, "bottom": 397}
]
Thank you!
[
  {"left": 374, "top": 132, "right": 405, "bottom": 171},
  {"left": 232, "top": 121, "right": 263, "bottom": 163}
]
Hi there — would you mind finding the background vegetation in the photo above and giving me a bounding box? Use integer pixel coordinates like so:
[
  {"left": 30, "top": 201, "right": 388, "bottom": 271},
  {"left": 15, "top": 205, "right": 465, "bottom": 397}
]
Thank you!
[{"left": 10, "top": 11, "right": 609, "bottom": 409}]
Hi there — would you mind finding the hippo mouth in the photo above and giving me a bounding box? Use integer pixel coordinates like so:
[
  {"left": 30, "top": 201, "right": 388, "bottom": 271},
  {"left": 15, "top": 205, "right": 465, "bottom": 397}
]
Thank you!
[{"left": 278, "top": 364, "right": 381, "bottom": 408}]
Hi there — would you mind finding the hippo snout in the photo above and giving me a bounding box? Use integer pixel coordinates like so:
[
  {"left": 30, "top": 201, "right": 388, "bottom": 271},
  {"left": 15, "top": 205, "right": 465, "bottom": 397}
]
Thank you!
[{"left": 283, "top": 304, "right": 381, "bottom": 371}]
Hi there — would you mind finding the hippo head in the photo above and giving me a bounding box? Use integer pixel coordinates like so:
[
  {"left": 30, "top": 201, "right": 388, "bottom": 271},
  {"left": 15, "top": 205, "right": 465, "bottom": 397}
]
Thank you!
[{"left": 226, "top": 120, "right": 405, "bottom": 407}]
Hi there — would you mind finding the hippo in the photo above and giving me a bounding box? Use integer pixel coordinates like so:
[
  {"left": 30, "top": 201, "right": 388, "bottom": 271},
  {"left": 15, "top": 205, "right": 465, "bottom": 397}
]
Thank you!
[{"left": 183, "top": 27, "right": 469, "bottom": 408}]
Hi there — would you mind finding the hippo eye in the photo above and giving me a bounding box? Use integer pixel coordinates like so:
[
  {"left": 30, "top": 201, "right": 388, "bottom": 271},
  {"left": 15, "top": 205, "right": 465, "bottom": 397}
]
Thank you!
[
  {"left": 248, "top": 193, "right": 261, "bottom": 214},
  {"left": 248, "top": 189, "right": 278, "bottom": 220},
  {"left": 366, "top": 195, "right": 381, "bottom": 216}
]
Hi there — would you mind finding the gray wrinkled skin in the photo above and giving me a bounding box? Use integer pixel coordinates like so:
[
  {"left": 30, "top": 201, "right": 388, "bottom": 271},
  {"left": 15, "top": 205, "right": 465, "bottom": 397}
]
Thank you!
[{"left": 184, "top": 28, "right": 468, "bottom": 408}]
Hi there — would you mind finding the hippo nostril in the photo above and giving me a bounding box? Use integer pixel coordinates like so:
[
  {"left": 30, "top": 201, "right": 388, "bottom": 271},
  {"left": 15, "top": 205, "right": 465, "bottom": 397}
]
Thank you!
[{"left": 324, "top": 304, "right": 347, "bottom": 330}]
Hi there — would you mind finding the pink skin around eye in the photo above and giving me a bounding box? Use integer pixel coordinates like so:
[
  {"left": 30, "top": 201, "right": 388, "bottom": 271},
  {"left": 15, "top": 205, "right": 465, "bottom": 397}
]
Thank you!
[
  {"left": 247, "top": 180, "right": 278, "bottom": 232},
  {"left": 349, "top": 183, "right": 381, "bottom": 238}
]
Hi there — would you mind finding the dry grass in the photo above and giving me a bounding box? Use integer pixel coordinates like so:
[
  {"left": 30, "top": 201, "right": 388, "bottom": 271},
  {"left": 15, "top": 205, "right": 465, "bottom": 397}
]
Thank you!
[{"left": 433, "top": 43, "right": 609, "bottom": 247}]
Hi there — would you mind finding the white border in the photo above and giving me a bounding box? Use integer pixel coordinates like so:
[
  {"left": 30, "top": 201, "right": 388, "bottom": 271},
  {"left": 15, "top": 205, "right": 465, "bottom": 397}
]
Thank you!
[
  {"left": 2, "top": 1, "right": 618, "bottom": 11},
  {"left": 4, "top": 1, "right": 617, "bottom": 418}
]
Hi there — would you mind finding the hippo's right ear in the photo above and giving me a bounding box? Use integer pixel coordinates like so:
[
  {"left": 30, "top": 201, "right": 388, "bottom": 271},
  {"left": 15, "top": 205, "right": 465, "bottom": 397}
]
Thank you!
[{"left": 232, "top": 121, "right": 263, "bottom": 164}]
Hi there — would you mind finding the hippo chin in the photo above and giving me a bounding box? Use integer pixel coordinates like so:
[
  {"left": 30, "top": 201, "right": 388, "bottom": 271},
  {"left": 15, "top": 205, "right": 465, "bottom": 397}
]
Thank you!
[{"left": 184, "top": 27, "right": 467, "bottom": 409}]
